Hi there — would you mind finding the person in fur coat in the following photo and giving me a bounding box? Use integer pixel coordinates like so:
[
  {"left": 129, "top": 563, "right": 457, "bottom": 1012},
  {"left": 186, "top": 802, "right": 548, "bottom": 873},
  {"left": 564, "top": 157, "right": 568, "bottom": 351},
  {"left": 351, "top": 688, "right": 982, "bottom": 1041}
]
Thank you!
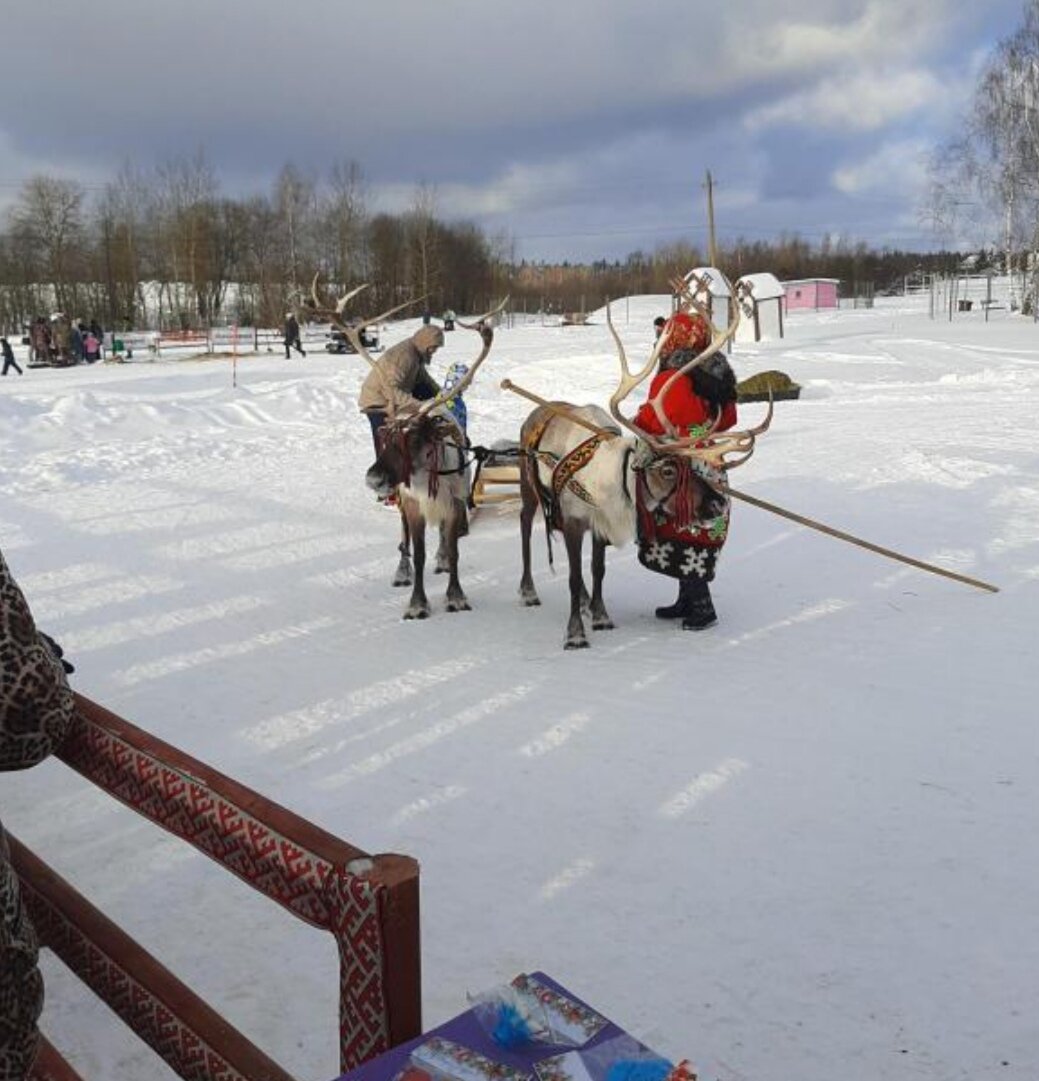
[
  {"left": 633, "top": 311, "right": 738, "bottom": 630},
  {"left": 0, "top": 547, "right": 74, "bottom": 1079}
]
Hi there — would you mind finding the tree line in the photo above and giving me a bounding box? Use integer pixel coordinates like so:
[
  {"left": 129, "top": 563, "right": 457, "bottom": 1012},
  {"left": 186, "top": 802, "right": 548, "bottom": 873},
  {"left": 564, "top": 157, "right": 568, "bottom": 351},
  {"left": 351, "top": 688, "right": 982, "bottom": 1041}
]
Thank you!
[{"left": 1, "top": 149, "right": 964, "bottom": 335}]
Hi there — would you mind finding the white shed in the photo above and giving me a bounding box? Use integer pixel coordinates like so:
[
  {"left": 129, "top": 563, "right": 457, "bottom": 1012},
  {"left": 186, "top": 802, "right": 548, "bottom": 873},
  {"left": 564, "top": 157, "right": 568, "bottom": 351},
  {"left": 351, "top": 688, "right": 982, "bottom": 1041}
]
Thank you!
[
  {"left": 735, "top": 272, "right": 785, "bottom": 343},
  {"left": 682, "top": 266, "right": 734, "bottom": 334}
]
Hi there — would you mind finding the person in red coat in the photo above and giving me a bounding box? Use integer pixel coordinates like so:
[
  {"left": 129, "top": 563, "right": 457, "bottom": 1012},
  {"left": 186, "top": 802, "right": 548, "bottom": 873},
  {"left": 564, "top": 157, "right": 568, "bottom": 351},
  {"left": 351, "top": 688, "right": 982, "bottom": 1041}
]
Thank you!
[{"left": 633, "top": 311, "right": 738, "bottom": 630}]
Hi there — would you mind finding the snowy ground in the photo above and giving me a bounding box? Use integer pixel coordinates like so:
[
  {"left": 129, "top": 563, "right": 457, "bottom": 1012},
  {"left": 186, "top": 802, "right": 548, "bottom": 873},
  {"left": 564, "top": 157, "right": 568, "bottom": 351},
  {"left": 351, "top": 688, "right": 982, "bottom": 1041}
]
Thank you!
[{"left": 1, "top": 294, "right": 1036, "bottom": 1081}]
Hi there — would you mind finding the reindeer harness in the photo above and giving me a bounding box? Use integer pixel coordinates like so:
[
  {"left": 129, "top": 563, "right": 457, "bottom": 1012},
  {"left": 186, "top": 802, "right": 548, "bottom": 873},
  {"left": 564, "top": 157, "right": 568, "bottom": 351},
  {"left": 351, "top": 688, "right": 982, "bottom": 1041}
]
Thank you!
[
  {"left": 521, "top": 413, "right": 619, "bottom": 530},
  {"left": 378, "top": 416, "right": 469, "bottom": 501}
]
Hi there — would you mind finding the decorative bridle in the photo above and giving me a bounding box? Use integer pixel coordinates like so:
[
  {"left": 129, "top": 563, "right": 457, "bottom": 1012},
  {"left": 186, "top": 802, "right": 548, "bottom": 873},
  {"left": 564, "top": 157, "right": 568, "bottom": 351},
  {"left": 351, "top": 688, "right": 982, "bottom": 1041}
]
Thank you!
[{"left": 377, "top": 415, "right": 471, "bottom": 500}]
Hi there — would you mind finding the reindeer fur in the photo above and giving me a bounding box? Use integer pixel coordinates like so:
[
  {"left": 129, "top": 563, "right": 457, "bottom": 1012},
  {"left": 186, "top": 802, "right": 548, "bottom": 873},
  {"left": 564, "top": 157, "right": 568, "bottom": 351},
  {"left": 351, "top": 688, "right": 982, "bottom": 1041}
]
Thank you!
[{"left": 518, "top": 404, "right": 637, "bottom": 649}]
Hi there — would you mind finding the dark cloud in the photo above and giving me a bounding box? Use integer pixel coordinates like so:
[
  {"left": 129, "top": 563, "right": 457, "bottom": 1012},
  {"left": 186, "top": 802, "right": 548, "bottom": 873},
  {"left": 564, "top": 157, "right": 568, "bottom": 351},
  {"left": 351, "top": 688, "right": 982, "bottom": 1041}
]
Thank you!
[{"left": 0, "top": 0, "right": 1030, "bottom": 258}]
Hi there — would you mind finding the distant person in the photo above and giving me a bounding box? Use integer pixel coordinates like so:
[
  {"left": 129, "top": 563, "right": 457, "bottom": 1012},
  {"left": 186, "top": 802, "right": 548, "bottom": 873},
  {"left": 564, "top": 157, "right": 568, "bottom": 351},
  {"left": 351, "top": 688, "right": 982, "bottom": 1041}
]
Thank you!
[
  {"left": 284, "top": 311, "right": 306, "bottom": 358},
  {"left": 83, "top": 330, "right": 100, "bottom": 363},
  {"left": 1, "top": 546, "right": 75, "bottom": 1078},
  {"left": 358, "top": 325, "right": 445, "bottom": 453},
  {"left": 1, "top": 337, "right": 23, "bottom": 376},
  {"left": 29, "top": 319, "right": 50, "bottom": 365},
  {"left": 421, "top": 310, "right": 432, "bottom": 326},
  {"left": 442, "top": 309, "right": 456, "bottom": 332},
  {"left": 50, "top": 315, "right": 71, "bottom": 366},
  {"left": 70, "top": 321, "right": 84, "bottom": 364},
  {"left": 653, "top": 315, "right": 667, "bottom": 340}
]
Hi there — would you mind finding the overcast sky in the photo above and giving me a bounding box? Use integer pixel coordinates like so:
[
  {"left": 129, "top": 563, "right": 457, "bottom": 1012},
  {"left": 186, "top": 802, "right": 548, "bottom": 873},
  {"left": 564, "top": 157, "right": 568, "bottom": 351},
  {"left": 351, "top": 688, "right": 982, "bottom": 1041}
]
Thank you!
[{"left": 0, "top": 0, "right": 1027, "bottom": 261}]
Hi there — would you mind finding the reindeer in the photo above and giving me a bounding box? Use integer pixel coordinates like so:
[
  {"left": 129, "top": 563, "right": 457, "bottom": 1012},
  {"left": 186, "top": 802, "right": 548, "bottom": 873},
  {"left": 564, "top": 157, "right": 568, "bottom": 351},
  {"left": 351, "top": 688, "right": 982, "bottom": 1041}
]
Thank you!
[
  {"left": 514, "top": 274, "right": 772, "bottom": 648},
  {"left": 362, "top": 323, "right": 494, "bottom": 618},
  {"left": 310, "top": 276, "right": 499, "bottom": 618}
]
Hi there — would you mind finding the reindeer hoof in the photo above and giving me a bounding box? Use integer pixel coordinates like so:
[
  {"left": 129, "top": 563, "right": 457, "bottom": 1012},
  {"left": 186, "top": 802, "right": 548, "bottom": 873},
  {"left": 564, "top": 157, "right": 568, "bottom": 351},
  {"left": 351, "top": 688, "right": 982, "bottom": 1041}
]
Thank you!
[
  {"left": 392, "top": 574, "right": 413, "bottom": 588},
  {"left": 404, "top": 605, "right": 430, "bottom": 620},
  {"left": 592, "top": 616, "right": 615, "bottom": 631},
  {"left": 519, "top": 591, "right": 541, "bottom": 607},
  {"left": 446, "top": 597, "right": 471, "bottom": 613},
  {"left": 434, "top": 564, "right": 448, "bottom": 575},
  {"left": 564, "top": 636, "right": 590, "bottom": 650}
]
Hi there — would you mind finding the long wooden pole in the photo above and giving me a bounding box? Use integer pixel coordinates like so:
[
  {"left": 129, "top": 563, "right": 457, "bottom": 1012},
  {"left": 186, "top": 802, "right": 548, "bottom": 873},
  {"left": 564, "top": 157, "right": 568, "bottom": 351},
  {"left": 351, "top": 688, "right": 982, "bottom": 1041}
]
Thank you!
[
  {"left": 500, "top": 378, "right": 615, "bottom": 436},
  {"left": 500, "top": 379, "right": 1000, "bottom": 594},
  {"left": 726, "top": 488, "right": 998, "bottom": 593}
]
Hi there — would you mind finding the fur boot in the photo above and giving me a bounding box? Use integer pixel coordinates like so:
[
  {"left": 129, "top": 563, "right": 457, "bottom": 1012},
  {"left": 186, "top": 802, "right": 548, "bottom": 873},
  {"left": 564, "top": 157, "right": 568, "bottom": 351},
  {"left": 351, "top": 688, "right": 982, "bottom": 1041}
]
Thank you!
[
  {"left": 655, "top": 578, "right": 698, "bottom": 620},
  {"left": 681, "top": 579, "right": 718, "bottom": 631}
]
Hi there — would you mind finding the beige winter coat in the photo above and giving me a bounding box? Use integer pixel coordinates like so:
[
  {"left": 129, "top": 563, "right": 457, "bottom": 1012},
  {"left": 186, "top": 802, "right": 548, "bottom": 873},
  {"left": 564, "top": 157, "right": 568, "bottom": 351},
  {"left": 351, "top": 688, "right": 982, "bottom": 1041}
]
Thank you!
[{"left": 358, "top": 327, "right": 443, "bottom": 414}]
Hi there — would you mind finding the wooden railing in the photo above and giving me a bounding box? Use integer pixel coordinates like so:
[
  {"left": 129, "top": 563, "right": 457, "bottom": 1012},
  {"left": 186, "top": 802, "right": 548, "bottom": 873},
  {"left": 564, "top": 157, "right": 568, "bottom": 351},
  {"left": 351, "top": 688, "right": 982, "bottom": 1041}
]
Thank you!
[{"left": 12, "top": 693, "right": 421, "bottom": 1080}]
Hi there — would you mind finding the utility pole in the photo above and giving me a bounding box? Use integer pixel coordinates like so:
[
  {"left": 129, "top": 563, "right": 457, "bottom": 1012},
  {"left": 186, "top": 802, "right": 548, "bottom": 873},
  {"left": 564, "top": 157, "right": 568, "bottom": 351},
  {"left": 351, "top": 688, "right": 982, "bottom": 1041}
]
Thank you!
[{"left": 704, "top": 170, "right": 718, "bottom": 268}]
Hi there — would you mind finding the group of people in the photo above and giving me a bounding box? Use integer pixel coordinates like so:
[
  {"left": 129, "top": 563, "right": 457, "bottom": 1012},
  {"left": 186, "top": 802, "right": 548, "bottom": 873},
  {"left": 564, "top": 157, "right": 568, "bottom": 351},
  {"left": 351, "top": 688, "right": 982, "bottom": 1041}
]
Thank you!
[
  {"left": 27, "top": 315, "right": 105, "bottom": 367},
  {"left": 356, "top": 305, "right": 739, "bottom": 631}
]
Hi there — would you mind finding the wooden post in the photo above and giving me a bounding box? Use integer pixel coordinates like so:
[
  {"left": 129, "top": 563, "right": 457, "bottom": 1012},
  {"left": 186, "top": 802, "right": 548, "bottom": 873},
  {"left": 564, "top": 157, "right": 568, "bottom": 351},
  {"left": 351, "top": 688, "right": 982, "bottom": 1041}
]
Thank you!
[{"left": 705, "top": 170, "right": 718, "bottom": 268}]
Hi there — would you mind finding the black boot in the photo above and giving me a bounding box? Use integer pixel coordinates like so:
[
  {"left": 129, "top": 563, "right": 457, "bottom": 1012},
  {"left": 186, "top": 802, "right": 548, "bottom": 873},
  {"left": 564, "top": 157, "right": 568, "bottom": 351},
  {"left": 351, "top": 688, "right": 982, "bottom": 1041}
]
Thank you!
[
  {"left": 681, "top": 579, "right": 717, "bottom": 631},
  {"left": 655, "top": 578, "right": 697, "bottom": 620}
]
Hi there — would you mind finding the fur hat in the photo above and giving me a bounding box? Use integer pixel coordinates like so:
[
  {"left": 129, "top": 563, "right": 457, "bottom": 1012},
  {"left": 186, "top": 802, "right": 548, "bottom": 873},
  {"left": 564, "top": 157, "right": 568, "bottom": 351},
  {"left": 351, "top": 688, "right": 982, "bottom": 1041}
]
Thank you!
[
  {"left": 413, "top": 325, "right": 445, "bottom": 354},
  {"left": 691, "top": 352, "right": 738, "bottom": 406},
  {"left": 660, "top": 311, "right": 710, "bottom": 357}
]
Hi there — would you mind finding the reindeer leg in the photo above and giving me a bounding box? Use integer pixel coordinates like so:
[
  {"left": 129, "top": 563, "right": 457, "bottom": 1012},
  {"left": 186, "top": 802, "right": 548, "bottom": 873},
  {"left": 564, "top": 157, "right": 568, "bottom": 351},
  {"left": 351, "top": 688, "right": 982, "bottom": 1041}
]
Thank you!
[
  {"left": 444, "top": 498, "right": 471, "bottom": 612},
  {"left": 434, "top": 521, "right": 450, "bottom": 575},
  {"left": 392, "top": 501, "right": 413, "bottom": 587},
  {"left": 590, "top": 535, "right": 614, "bottom": 631},
  {"left": 402, "top": 500, "right": 431, "bottom": 620},
  {"left": 563, "top": 522, "right": 590, "bottom": 649},
  {"left": 518, "top": 472, "right": 541, "bottom": 607}
]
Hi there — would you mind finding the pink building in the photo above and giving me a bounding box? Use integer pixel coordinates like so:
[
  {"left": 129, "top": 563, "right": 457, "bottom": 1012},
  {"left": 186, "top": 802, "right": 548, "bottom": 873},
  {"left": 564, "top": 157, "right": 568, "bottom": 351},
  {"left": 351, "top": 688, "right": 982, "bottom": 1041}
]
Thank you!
[{"left": 782, "top": 278, "right": 840, "bottom": 312}]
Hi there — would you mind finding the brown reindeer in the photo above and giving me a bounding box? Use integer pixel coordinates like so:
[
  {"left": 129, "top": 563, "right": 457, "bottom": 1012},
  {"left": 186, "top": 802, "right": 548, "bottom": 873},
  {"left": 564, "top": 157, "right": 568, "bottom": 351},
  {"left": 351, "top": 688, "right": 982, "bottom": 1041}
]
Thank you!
[
  {"left": 362, "top": 323, "right": 494, "bottom": 618},
  {"left": 310, "top": 277, "right": 500, "bottom": 618},
  {"left": 515, "top": 274, "right": 772, "bottom": 648}
]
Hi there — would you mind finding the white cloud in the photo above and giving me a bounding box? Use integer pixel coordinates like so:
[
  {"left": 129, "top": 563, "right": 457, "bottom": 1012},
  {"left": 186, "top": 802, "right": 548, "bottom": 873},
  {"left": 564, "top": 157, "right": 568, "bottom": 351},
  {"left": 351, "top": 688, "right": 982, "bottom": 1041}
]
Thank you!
[
  {"left": 832, "top": 137, "right": 931, "bottom": 196},
  {"left": 745, "top": 68, "right": 945, "bottom": 133}
]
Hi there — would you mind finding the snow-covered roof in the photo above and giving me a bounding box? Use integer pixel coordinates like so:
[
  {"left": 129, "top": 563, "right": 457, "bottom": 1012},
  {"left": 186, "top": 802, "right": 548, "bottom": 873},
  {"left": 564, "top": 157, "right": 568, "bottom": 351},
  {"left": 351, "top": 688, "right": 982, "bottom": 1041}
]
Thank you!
[
  {"left": 736, "top": 272, "right": 784, "bottom": 301},
  {"left": 683, "top": 266, "right": 732, "bottom": 298},
  {"left": 781, "top": 278, "right": 841, "bottom": 286}
]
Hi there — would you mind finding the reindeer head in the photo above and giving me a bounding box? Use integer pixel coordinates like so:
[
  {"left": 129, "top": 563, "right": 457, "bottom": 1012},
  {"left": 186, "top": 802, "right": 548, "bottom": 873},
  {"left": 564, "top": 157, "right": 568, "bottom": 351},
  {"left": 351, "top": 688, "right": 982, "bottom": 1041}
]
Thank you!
[
  {"left": 365, "top": 413, "right": 460, "bottom": 498},
  {"left": 635, "top": 450, "right": 728, "bottom": 527}
]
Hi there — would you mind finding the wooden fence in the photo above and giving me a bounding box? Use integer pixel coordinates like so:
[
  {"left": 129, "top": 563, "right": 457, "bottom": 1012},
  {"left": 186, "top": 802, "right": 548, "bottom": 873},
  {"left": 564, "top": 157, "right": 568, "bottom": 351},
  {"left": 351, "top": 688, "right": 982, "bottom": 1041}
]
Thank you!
[{"left": 13, "top": 692, "right": 421, "bottom": 1080}]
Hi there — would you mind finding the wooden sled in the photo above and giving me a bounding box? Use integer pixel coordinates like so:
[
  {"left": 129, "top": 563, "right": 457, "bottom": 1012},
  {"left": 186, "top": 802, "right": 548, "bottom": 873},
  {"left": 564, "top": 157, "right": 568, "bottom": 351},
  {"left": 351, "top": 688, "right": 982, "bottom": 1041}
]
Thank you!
[
  {"left": 470, "top": 441, "right": 523, "bottom": 509},
  {"left": 471, "top": 463, "right": 522, "bottom": 506}
]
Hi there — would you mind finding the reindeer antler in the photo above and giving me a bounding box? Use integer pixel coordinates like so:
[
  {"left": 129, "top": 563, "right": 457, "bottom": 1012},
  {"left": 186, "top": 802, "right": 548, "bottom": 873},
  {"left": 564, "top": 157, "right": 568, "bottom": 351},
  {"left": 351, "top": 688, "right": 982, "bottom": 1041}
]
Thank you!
[
  {"left": 605, "top": 270, "right": 770, "bottom": 472},
  {"left": 689, "top": 395, "right": 774, "bottom": 472},
  {"left": 310, "top": 272, "right": 427, "bottom": 367},
  {"left": 642, "top": 272, "right": 740, "bottom": 440},
  {"left": 413, "top": 297, "right": 508, "bottom": 419}
]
